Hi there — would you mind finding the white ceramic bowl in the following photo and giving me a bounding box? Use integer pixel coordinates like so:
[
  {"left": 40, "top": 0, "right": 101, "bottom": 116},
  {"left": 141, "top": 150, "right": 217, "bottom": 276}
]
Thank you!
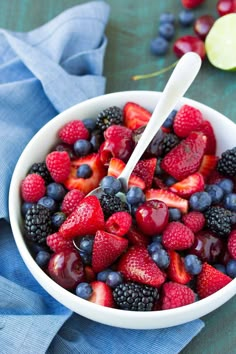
[{"left": 9, "top": 91, "right": 236, "bottom": 329}]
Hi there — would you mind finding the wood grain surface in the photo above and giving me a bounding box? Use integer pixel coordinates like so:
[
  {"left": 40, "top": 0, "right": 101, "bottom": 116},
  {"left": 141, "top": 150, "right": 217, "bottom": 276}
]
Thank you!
[{"left": 1, "top": 0, "right": 236, "bottom": 353}]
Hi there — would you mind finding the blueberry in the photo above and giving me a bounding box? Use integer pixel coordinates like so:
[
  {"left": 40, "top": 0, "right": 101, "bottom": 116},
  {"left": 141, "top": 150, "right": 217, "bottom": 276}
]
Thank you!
[
  {"left": 189, "top": 191, "right": 212, "bottom": 211},
  {"left": 47, "top": 183, "right": 66, "bottom": 202},
  {"left": 226, "top": 260, "right": 236, "bottom": 278},
  {"left": 74, "top": 139, "right": 92, "bottom": 156},
  {"left": 79, "top": 251, "right": 91, "bottom": 265},
  {"left": 205, "top": 184, "right": 224, "bottom": 204},
  {"left": 231, "top": 213, "right": 236, "bottom": 225},
  {"left": 159, "top": 12, "right": 175, "bottom": 24},
  {"left": 168, "top": 208, "right": 182, "bottom": 221},
  {"left": 148, "top": 241, "right": 163, "bottom": 255},
  {"left": 38, "top": 196, "right": 57, "bottom": 212},
  {"left": 90, "top": 130, "right": 104, "bottom": 152},
  {"left": 151, "top": 249, "right": 170, "bottom": 269},
  {"left": 79, "top": 235, "right": 94, "bottom": 254},
  {"left": 76, "top": 282, "right": 93, "bottom": 299},
  {"left": 165, "top": 176, "right": 177, "bottom": 187},
  {"left": 51, "top": 212, "right": 66, "bottom": 228},
  {"left": 162, "top": 110, "right": 177, "bottom": 129},
  {"left": 179, "top": 10, "right": 195, "bottom": 27},
  {"left": 126, "top": 187, "right": 145, "bottom": 206},
  {"left": 155, "top": 158, "right": 164, "bottom": 176},
  {"left": 184, "top": 254, "right": 202, "bottom": 275},
  {"left": 82, "top": 118, "right": 96, "bottom": 132},
  {"left": 213, "top": 264, "right": 227, "bottom": 274},
  {"left": 150, "top": 36, "right": 169, "bottom": 56},
  {"left": 106, "top": 271, "right": 123, "bottom": 288},
  {"left": 97, "top": 269, "right": 112, "bottom": 282},
  {"left": 152, "top": 235, "right": 162, "bottom": 243},
  {"left": 76, "top": 164, "right": 92, "bottom": 179},
  {"left": 21, "top": 202, "right": 35, "bottom": 216},
  {"left": 159, "top": 23, "right": 175, "bottom": 41},
  {"left": 35, "top": 251, "right": 51, "bottom": 268},
  {"left": 217, "top": 179, "right": 234, "bottom": 194},
  {"left": 224, "top": 193, "right": 236, "bottom": 212},
  {"left": 100, "top": 176, "right": 122, "bottom": 195}
]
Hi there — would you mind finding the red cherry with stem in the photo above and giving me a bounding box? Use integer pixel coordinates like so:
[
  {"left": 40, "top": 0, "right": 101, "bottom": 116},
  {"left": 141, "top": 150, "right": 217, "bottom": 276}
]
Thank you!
[
  {"left": 173, "top": 35, "right": 206, "bottom": 60},
  {"left": 217, "top": 0, "right": 236, "bottom": 16},
  {"left": 194, "top": 15, "right": 215, "bottom": 40}
]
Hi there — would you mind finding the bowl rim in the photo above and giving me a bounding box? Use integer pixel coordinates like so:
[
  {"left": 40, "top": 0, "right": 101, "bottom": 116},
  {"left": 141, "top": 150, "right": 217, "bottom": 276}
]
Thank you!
[{"left": 9, "top": 90, "right": 236, "bottom": 329}]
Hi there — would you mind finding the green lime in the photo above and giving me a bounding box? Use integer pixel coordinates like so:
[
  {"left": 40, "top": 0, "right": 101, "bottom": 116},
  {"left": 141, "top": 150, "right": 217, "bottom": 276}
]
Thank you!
[{"left": 205, "top": 13, "right": 236, "bottom": 71}]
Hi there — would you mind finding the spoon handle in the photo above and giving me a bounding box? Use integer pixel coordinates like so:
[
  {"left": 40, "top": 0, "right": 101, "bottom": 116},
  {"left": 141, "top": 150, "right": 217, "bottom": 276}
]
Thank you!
[{"left": 118, "top": 52, "right": 202, "bottom": 190}]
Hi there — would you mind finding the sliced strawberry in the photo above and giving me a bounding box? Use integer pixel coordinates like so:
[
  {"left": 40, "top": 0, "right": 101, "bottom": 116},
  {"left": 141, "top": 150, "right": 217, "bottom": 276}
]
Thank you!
[
  {"left": 92, "top": 230, "right": 128, "bottom": 273},
  {"left": 198, "top": 155, "right": 218, "bottom": 180},
  {"left": 161, "top": 131, "right": 207, "bottom": 180},
  {"left": 167, "top": 250, "right": 192, "bottom": 285},
  {"left": 133, "top": 158, "right": 157, "bottom": 190},
  {"left": 118, "top": 246, "right": 166, "bottom": 287},
  {"left": 107, "top": 157, "right": 145, "bottom": 190},
  {"left": 152, "top": 176, "right": 168, "bottom": 190},
  {"left": 197, "top": 262, "right": 232, "bottom": 299},
  {"left": 169, "top": 172, "right": 204, "bottom": 198},
  {"left": 126, "top": 225, "right": 150, "bottom": 247},
  {"left": 195, "top": 120, "right": 216, "bottom": 155},
  {"left": 145, "top": 189, "right": 188, "bottom": 214},
  {"left": 89, "top": 281, "right": 114, "bottom": 307},
  {"left": 123, "top": 102, "right": 151, "bottom": 130},
  {"left": 104, "top": 124, "right": 133, "bottom": 141},
  {"left": 63, "top": 153, "right": 107, "bottom": 194},
  {"left": 59, "top": 196, "right": 105, "bottom": 239}
]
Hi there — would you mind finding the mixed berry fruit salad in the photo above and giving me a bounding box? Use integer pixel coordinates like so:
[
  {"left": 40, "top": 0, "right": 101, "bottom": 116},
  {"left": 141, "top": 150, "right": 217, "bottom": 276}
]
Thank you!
[{"left": 20, "top": 101, "right": 236, "bottom": 312}]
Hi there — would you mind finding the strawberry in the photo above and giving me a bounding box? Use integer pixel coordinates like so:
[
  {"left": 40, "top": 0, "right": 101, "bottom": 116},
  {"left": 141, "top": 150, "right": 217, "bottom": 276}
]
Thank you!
[
  {"left": 161, "top": 131, "right": 207, "bottom": 180},
  {"left": 89, "top": 281, "right": 114, "bottom": 307},
  {"left": 197, "top": 262, "right": 232, "bottom": 299},
  {"left": 92, "top": 230, "right": 128, "bottom": 273},
  {"left": 207, "top": 169, "right": 225, "bottom": 185},
  {"left": 107, "top": 157, "right": 145, "bottom": 190},
  {"left": 61, "top": 189, "right": 85, "bottom": 216},
  {"left": 63, "top": 153, "right": 107, "bottom": 194},
  {"left": 173, "top": 104, "right": 204, "bottom": 138},
  {"left": 105, "top": 211, "right": 132, "bottom": 237},
  {"left": 162, "top": 221, "right": 194, "bottom": 250},
  {"left": 126, "top": 225, "right": 150, "bottom": 247},
  {"left": 198, "top": 155, "right": 218, "bottom": 180},
  {"left": 59, "top": 196, "right": 105, "bottom": 239},
  {"left": 118, "top": 246, "right": 166, "bottom": 287},
  {"left": 195, "top": 120, "right": 217, "bottom": 155},
  {"left": 181, "top": 0, "right": 205, "bottom": 8},
  {"left": 145, "top": 189, "right": 188, "bottom": 214},
  {"left": 133, "top": 158, "right": 157, "bottom": 190},
  {"left": 182, "top": 211, "right": 205, "bottom": 233},
  {"left": 21, "top": 173, "right": 46, "bottom": 202},
  {"left": 46, "top": 232, "right": 74, "bottom": 253},
  {"left": 169, "top": 172, "right": 204, "bottom": 198},
  {"left": 99, "top": 136, "right": 134, "bottom": 164},
  {"left": 123, "top": 102, "right": 151, "bottom": 130},
  {"left": 161, "top": 282, "right": 195, "bottom": 310},
  {"left": 104, "top": 124, "right": 132, "bottom": 141},
  {"left": 58, "top": 120, "right": 89, "bottom": 145},
  {"left": 228, "top": 230, "right": 236, "bottom": 259},
  {"left": 167, "top": 250, "right": 192, "bottom": 284},
  {"left": 46, "top": 151, "right": 71, "bottom": 183}
]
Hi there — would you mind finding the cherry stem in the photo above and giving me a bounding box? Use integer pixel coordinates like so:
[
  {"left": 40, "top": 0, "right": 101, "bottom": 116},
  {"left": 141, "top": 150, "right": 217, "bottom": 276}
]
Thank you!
[{"left": 131, "top": 60, "right": 178, "bottom": 81}]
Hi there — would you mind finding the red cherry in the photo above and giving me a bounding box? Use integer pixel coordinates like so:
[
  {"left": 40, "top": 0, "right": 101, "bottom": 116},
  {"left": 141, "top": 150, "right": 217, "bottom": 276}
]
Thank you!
[
  {"left": 173, "top": 35, "right": 206, "bottom": 60},
  {"left": 181, "top": 0, "right": 205, "bottom": 9},
  {"left": 135, "top": 200, "right": 169, "bottom": 236},
  {"left": 48, "top": 250, "right": 84, "bottom": 290},
  {"left": 194, "top": 15, "right": 215, "bottom": 40},
  {"left": 99, "top": 138, "right": 134, "bottom": 165},
  {"left": 217, "top": 0, "right": 236, "bottom": 16}
]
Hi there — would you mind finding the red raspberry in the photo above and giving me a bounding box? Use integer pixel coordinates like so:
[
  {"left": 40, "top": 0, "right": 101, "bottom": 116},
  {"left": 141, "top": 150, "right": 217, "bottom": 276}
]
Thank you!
[
  {"left": 162, "top": 221, "right": 194, "bottom": 250},
  {"left": 228, "top": 230, "right": 236, "bottom": 259},
  {"left": 173, "top": 104, "right": 204, "bottom": 138},
  {"left": 182, "top": 211, "right": 205, "bottom": 233},
  {"left": 61, "top": 189, "right": 85, "bottom": 215},
  {"left": 161, "top": 282, "right": 195, "bottom": 310},
  {"left": 105, "top": 211, "right": 132, "bottom": 237},
  {"left": 46, "top": 151, "right": 71, "bottom": 183},
  {"left": 46, "top": 232, "right": 74, "bottom": 253},
  {"left": 58, "top": 120, "right": 89, "bottom": 145},
  {"left": 21, "top": 173, "right": 46, "bottom": 202}
]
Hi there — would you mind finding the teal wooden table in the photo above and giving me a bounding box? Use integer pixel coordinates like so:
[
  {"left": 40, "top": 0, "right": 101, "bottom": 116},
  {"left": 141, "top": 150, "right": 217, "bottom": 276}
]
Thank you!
[{"left": 1, "top": 0, "right": 236, "bottom": 353}]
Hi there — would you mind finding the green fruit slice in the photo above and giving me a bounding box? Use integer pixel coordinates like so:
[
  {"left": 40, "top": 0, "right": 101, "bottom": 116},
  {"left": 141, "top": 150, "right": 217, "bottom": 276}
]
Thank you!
[{"left": 205, "top": 13, "right": 236, "bottom": 71}]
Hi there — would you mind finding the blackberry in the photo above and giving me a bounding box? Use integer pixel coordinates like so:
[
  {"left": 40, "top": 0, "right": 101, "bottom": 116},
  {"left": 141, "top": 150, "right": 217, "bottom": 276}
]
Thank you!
[
  {"left": 96, "top": 106, "right": 123, "bottom": 131},
  {"left": 99, "top": 194, "right": 129, "bottom": 219},
  {"left": 113, "top": 282, "right": 159, "bottom": 311},
  {"left": 29, "top": 162, "right": 52, "bottom": 184},
  {"left": 24, "top": 204, "right": 53, "bottom": 245},
  {"left": 161, "top": 133, "right": 180, "bottom": 156},
  {"left": 205, "top": 206, "right": 232, "bottom": 237},
  {"left": 217, "top": 147, "right": 236, "bottom": 177}
]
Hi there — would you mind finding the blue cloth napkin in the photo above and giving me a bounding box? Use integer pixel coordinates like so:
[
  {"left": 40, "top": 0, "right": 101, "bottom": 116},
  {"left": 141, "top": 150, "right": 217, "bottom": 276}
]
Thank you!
[{"left": 0, "top": 1, "right": 204, "bottom": 353}]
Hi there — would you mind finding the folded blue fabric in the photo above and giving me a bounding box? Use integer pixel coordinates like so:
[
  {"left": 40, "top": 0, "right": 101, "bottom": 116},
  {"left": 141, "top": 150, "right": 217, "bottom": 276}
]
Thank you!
[{"left": 0, "top": 1, "right": 204, "bottom": 353}]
